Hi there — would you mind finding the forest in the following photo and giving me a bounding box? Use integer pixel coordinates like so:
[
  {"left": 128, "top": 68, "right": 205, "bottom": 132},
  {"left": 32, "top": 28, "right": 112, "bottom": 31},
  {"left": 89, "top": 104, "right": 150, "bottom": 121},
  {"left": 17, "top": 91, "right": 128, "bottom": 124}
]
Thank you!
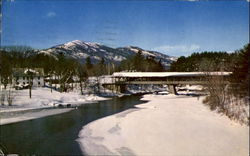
[
  {"left": 0, "top": 48, "right": 165, "bottom": 91},
  {"left": 169, "top": 44, "right": 249, "bottom": 95}
]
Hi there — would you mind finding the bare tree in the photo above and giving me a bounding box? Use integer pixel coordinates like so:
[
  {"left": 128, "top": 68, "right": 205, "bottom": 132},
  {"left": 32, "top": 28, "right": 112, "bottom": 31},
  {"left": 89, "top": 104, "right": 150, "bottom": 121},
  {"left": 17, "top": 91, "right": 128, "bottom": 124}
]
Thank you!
[
  {"left": 6, "top": 86, "right": 15, "bottom": 106},
  {"left": 203, "top": 73, "right": 228, "bottom": 112},
  {"left": 0, "top": 89, "right": 5, "bottom": 105},
  {"left": 25, "top": 69, "right": 35, "bottom": 99}
]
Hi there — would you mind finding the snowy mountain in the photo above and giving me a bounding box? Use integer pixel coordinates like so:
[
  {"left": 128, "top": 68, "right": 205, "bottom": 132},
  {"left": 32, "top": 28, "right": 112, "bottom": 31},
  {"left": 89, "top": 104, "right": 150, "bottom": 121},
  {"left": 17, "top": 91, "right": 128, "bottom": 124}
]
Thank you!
[
  {"left": 116, "top": 46, "right": 177, "bottom": 68},
  {"left": 39, "top": 40, "right": 177, "bottom": 68}
]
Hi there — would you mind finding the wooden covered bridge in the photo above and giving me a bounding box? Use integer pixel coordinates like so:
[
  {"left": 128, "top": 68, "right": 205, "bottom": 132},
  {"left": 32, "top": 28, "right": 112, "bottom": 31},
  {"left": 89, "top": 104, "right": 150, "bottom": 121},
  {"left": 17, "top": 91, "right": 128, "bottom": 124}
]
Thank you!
[{"left": 100, "top": 72, "right": 232, "bottom": 94}]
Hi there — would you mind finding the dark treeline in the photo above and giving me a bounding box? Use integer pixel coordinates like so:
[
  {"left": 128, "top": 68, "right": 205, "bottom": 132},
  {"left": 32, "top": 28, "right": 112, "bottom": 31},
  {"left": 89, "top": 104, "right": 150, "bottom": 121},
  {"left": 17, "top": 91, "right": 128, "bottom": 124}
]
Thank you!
[
  {"left": 169, "top": 44, "right": 249, "bottom": 93},
  {"left": 118, "top": 50, "right": 165, "bottom": 72},
  {"left": 170, "top": 44, "right": 249, "bottom": 94},
  {"left": 0, "top": 48, "right": 165, "bottom": 91},
  {"left": 0, "top": 45, "right": 34, "bottom": 52},
  {"left": 170, "top": 51, "right": 238, "bottom": 72},
  {"left": 229, "top": 44, "right": 250, "bottom": 98},
  {"left": 170, "top": 44, "right": 249, "bottom": 99}
]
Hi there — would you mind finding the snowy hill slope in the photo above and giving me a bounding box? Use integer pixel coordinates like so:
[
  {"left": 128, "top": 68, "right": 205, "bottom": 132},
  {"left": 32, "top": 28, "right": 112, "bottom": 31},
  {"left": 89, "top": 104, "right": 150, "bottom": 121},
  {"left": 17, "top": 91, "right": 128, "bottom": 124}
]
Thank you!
[
  {"left": 39, "top": 40, "right": 177, "bottom": 68},
  {"left": 117, "top": 46, "right": 177, "bottom": 68}
]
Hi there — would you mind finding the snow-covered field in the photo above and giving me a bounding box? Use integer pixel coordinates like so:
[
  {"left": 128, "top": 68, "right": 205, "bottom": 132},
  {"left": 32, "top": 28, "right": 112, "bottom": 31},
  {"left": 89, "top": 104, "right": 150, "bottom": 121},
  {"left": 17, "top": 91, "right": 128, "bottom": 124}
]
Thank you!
[
  {"left": 0, "top": 87, "right": 108, "bottom": 125},
  {"left": 77, "top": 94, "right": 249, "bottom": 156}
]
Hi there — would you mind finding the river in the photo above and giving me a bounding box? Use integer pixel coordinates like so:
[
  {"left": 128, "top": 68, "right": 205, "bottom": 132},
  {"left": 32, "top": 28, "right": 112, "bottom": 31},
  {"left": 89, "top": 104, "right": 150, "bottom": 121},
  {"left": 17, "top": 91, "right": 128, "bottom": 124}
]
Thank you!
[{"left": 0, "top": 94, "right": 146, "bottom": 155}]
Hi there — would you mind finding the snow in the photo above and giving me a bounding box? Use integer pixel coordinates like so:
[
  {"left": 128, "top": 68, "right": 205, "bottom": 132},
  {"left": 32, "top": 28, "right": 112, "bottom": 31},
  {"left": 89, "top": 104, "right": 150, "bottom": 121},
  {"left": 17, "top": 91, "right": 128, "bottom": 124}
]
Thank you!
[
  {"left": 0, "top": 87, "right": 109, "bottom": 125},
  {"left": 113, "top": 55, "right": 125, "bottom": 61},
  {"left": 77, "top": 52, "right": 89, "bottom": 58},
  {"left": 0, "top": 87, "right": 107, "bottom": 112},
  {"left": 86, "top": 42, "right": 100, "bottom": 48},
  {"left": 77, "top": 94, "right": 249, "bottom": 156},
  {"left": 99, "top": 75, "right": 115, "bottom": 84},
  {"left": 178, "top": 84, "right": 203, "bottom": 90},
  {"left": 93, "top": 56, "right": 101, "bottom": 60},
  {"left": 113, "top": 71, "right": 232, "bottom": 77},
  {"left": 64, "top": 40, "right": 89, "bottom": 49},
  {"left": 24, "top": 69, "right": 39, "bottom": 74},
  {"left": 101, "top": 49, "right": 107, "bottom": 52},
  {"left": 63, "top": 40, "right": 100, "bottom": 50},
  {"left": 170, "top": 56, "right": 178, "bottom": 61},
  {"left": 0, "top": 108, "right": 73, "bottom": 125},
  {"left": 91, "top": 48, "right": 97, "bottom": 52},
  {"left": 128, "top": 46, "right": 155, "bottom": 57}
]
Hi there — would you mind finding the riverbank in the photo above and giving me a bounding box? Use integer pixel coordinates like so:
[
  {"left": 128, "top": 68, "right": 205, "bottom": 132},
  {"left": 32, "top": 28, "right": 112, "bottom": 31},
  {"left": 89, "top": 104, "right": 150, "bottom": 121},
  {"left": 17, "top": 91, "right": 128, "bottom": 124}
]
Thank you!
[
  {"left": 0, "top": 94, "right": 145, "bottom": 155},
  {"left": 0, "top": 87, "right": 109, "bottom": 125},
  {"left": 77, "top": 94, "right": 249, "bottom": 156}
]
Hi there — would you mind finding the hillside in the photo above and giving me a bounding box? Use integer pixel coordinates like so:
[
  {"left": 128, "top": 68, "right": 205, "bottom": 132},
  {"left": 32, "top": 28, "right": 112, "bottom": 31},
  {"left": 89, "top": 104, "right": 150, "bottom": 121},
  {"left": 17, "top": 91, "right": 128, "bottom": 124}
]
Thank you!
[{"left": 39, "top": 40, "right": 176, "bottom": 68}]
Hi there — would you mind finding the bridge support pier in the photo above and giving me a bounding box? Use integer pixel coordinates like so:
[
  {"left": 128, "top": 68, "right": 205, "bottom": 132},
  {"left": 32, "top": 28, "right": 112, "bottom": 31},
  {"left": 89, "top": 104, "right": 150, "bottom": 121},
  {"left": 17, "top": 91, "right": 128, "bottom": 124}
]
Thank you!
[
  {"left": 116, "top": 84, "right": 126, "bottom": 93},
  {"left": 102, "top": 84, "right": 126, "bottom": 93},
  {"left": 168, "top": 85, "right": 177, "bottom": 95}
]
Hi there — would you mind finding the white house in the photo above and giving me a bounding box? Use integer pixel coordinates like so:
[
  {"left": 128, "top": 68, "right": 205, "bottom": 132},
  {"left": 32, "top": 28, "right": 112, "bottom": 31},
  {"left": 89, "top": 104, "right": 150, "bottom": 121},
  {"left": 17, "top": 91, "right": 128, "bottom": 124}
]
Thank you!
[{"left": 12, "top": 68, "right": 45, "bottom": 88}]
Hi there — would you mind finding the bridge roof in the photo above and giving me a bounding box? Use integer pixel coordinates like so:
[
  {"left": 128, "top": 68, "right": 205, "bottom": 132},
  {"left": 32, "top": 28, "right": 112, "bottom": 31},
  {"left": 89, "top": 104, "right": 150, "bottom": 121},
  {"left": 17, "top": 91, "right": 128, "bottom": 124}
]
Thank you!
[{"left": 112, "top": 72, "right": 232, "bottom": 78}]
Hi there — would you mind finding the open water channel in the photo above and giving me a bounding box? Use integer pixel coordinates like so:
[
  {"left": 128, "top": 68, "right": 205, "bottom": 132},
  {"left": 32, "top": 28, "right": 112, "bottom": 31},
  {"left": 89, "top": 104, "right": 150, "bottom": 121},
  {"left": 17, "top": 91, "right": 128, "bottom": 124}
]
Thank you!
[{"left": 0, "top": 94, "right": 146, "bottom": 155}]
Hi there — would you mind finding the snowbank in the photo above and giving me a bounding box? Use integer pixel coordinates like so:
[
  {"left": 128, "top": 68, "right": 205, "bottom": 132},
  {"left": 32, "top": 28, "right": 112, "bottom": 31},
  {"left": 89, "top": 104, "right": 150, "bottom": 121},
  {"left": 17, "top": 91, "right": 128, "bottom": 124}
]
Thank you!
[
  {"left": 0, "top": 87, "right": 108, "bottom": 113},
  {"left": 0, "top": 87, "right": 109, "bottom": 125},
  {"left": 77, "top": 94, "right": 249, "bottom": 156},
  {"left": 0, "top": 108, "right": 73, "bottom": 125}
]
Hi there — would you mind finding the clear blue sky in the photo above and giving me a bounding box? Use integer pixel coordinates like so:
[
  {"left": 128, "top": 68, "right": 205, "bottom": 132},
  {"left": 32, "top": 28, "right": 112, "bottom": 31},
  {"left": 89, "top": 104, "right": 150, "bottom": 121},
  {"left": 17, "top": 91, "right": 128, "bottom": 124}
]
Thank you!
[{"left": 2, "top": 0, "right": 249, "bottom": 56}]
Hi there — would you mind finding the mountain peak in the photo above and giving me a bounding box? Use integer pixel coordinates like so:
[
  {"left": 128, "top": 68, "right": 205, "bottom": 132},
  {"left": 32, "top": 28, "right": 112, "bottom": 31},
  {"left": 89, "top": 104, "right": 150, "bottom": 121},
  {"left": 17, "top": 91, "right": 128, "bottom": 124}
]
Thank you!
[
  {"left": 71, "top": 40, "right": 83, "bottom": 44},
  {"left": 40, "top": 40, "right": 175, "bottom": 69},
  {"left": 64, "top": 40, "right": 83, "bottom": 47},
  {"left": 63, "top": 40, "right": 100, "bottom": 48}
]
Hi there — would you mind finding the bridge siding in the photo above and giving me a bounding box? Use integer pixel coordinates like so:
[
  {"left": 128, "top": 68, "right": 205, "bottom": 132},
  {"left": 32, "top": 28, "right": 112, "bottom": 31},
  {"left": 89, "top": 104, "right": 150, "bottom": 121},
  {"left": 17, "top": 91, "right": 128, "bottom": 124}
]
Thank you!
[{"left": 101, "top": 73, "right": 230, "bottom": 94}]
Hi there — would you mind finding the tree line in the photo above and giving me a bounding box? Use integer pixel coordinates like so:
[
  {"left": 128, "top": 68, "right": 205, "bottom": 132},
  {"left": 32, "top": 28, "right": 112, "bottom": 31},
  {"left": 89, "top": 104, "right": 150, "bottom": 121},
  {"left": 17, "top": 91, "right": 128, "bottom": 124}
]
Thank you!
[
  {"left": 0, "top": 48, "right": 165, "bottom": 92},
  {"left": 117, "top": 50, "right": 165, "bottom": 72},
  {"left": 169, "top": 51, "right": 237, "bottom": 72},
  {"left": 169, "top": 44, "right": 249, "bottom": 94}
]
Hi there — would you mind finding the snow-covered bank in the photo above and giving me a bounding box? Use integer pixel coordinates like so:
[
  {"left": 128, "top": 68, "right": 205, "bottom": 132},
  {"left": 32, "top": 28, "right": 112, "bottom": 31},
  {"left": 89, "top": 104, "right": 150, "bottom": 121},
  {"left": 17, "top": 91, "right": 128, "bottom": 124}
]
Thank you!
[
  {"left": 0, "top": 87, "right": 108, "bottom": 112},
  {"left": 77, "top": 94, "right": 249, "bottom": 156},
  {"left": 0, "top": 108, "right": 73, "bottom": 125},
  {"left": 0, "top": 87, "right": 109, "bottom": 125}
]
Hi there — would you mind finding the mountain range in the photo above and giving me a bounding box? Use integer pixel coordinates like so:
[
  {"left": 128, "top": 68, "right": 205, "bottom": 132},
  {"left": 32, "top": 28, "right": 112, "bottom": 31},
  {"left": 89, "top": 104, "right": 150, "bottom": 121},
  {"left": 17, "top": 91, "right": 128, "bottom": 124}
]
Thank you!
[{"left": 39, "top": 40, "right": 177, "bottom": 69}]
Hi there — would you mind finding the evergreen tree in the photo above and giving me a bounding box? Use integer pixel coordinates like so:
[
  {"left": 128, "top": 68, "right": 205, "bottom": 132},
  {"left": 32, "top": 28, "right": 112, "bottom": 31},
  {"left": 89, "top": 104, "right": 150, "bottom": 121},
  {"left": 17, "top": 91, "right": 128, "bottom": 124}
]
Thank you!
[
  {"left": 76, "top": 63, "right": 87, "bottom": 95},
  {"left": 231, "top": 44, "right": 250, "bottom": 97},
  {"left": 85, "top": 57, "right": 93, "bottom": 69},
  {"left": 170, "top": 52, "right": 233, "bottom": 72},
  {"left": 132, "top": 50, "right": 144, "bottom": 71},
  {"left": 0, "top": 51, "right": 12, "bottom": 88}
]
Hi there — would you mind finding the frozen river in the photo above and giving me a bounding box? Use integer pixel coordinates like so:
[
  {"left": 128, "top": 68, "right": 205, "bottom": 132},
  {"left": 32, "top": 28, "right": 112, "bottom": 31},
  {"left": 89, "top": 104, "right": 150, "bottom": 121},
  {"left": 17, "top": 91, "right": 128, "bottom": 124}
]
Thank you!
[{"left": 0, "top": 94, "right": 146, "bottom": 155}]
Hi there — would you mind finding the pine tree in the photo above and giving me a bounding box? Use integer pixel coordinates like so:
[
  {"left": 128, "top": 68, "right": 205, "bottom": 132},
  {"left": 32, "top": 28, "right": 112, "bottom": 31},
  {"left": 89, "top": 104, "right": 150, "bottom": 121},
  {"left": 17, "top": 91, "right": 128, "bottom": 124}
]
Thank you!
[
  {"left": 85, "top": 57, "right": 93, "bottom": 69},
  {"left": 231, "top": 44, "right": 250, "bottom": 97}
]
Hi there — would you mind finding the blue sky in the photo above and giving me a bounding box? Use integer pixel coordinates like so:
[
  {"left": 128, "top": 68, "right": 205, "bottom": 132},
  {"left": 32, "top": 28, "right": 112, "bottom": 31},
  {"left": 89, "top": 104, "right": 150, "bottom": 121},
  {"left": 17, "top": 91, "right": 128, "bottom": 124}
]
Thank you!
[{"left": 2, "top": 0, "right": 249, "bottom": 56}]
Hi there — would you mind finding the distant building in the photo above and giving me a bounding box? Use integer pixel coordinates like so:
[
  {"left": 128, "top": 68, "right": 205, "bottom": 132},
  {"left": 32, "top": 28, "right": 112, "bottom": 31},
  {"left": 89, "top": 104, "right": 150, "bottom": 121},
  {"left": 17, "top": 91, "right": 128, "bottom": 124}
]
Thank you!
[{"left": 12, "top": 68, "right": 45, "bottom": 88}]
